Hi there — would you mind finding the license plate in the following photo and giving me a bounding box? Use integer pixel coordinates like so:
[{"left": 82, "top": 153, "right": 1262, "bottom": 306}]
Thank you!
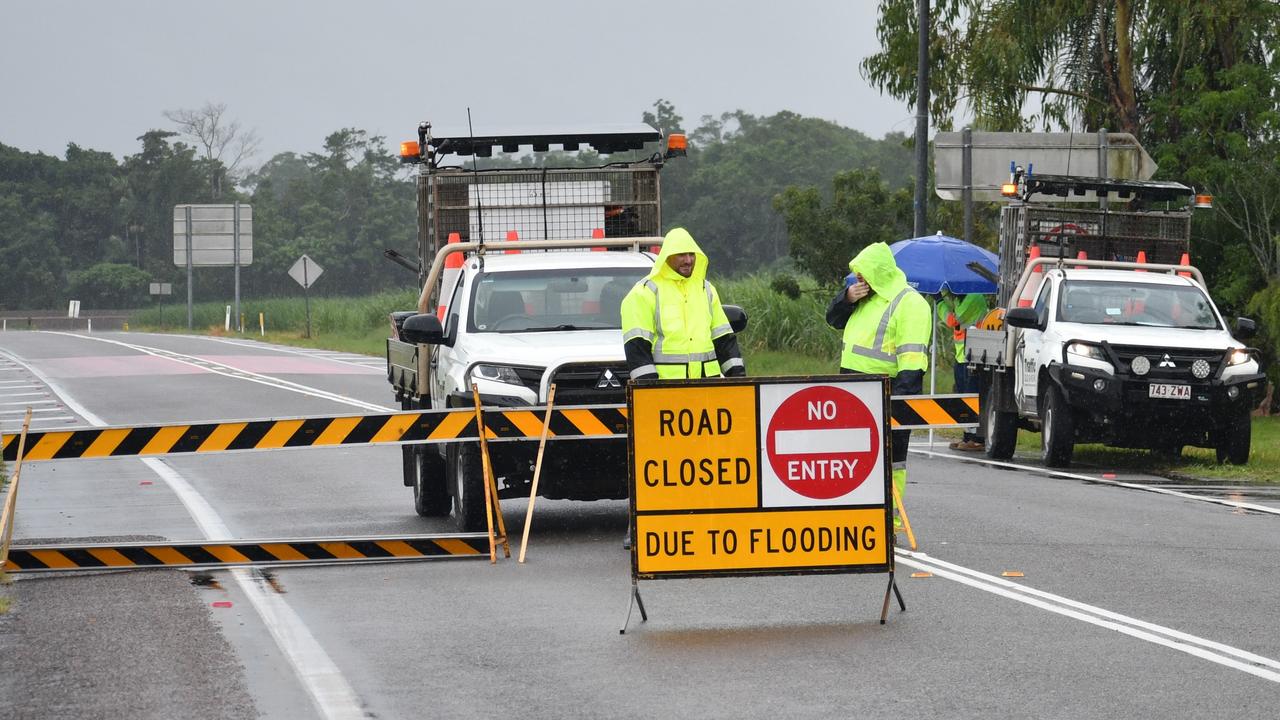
[{"left": 1148, "top": 383, "right": 1191, "bottom": 400}]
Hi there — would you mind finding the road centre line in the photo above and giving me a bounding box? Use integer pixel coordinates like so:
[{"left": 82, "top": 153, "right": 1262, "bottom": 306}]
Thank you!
[
  {"left": 912, "top": 448, "right": 1280, "bottom": 517},
  {"left": 47, "top": 332, "right": 392, "bottom": 412},
  {"left": 0, "top": 346, "right": 368, "bottom": 720},
  {"left": 897, "top": 550, "right": 1280, "bottom": 683}
]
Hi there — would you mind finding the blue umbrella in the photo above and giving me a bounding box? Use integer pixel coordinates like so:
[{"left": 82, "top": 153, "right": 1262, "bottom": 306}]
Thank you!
[{"left": 888, "top": 232, "right": 999, "bottom": 295}]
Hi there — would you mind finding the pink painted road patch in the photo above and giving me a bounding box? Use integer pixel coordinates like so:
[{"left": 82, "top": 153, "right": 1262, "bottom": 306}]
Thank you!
[
  {"left": 41, "top": 355, "right": 205, "bottom": 378},
  {"left": 39, "top": 354, "right": 377, "bottom": 378}
]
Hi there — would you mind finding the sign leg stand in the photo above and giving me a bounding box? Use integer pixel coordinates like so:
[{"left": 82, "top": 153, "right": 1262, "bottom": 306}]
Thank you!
[
  {"left": 879, "top": 572, "right": 906, "bottom": 624},
  {"left": 620, "top": 580, "right": 648, "bottom": 635}
]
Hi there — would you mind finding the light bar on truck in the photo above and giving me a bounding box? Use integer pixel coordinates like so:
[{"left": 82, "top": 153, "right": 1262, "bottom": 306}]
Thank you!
[{"left": 1001, "top": 183, "right": 1019, "bottom": 197}]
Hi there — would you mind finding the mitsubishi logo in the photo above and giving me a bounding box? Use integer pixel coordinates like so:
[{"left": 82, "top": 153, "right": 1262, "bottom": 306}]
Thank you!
[
  {"left": 596, "top": 369, "right": 622, "bottom": 389},
  {"left": 1158, "top": 354, "right": 1176, "bottom": 368}
]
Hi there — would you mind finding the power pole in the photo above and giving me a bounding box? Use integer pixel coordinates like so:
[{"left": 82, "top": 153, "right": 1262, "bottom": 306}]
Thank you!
[{"left": 914, "top": 0, "right": 931, "bottom": 238}]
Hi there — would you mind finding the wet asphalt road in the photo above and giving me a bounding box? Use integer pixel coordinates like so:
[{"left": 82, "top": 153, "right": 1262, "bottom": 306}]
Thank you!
[{"left": 1, "top": 330, "right": 1278, "bottom": 719}]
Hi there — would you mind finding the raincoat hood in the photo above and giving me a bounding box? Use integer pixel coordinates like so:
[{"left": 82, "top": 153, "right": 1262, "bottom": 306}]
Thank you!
[
  {"left": 650, "top": 227, "right": 708, "bottom": 284},
  {"left": 849, "top": 242, "right": 908, "bottom": 299}
]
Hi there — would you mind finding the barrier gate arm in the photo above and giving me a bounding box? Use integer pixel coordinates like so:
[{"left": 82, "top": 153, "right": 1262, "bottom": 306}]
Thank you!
[{"left": 2, "top": 394, "right": 979, "bottom": 463}]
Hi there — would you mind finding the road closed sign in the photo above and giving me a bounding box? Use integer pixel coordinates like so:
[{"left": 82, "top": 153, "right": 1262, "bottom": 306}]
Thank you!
[{"left": 628, "top": 376, "right": 892, "bottom": 580}]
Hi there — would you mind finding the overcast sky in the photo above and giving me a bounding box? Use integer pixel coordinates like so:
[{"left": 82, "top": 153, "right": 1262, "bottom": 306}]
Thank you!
[{"left": 3, "top": 0, "right": 914, "bottom": 165}]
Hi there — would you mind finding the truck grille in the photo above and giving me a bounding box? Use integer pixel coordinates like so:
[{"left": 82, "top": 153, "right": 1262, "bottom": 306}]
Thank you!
[
  {"left": 549, "top": 362, "right": 631, "bottom": 404},
  {"left": 508, "top": 363, "right": 632, "bottom": 404},
  {"left": 1108, "top": 345, "right": 1224, "bottom": 381}
]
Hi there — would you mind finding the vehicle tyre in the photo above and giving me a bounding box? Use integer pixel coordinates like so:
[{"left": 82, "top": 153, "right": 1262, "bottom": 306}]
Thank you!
[
  {"left": 412, "top": 447, "right": 451, "bottom": 517},
  {"left": 1041, "top": 384, "right": 1075, "bottom": 468},
  {"left": 1214, "top": 410, "right": 1251, "bottom": 465},
  {"left": 984, "top": 379, "right": 1018, "bottom": 460},
  {"left": 449, "top": 442, "right": 487, "bottom": 531}
]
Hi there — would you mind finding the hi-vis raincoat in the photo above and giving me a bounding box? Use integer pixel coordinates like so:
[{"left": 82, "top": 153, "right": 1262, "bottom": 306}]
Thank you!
[
  {"left": 938, "top": 292, "right": 989, "bottom": 363},
  {"left": 621, "top": 228, "right": 745, "bottom": 380},
  {"left": 826, "top": 241, "right": 931, "bottom": 521},
  {"left": 826, "top": 242, "right": 931, "bottom": 376}
]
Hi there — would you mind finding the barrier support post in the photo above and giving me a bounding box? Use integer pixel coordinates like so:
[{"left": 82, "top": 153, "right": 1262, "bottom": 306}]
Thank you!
[
  {"left": 470, "top": 385, "right": 510, "bottom": 560},
  {"left": 892, "top": 484, "right": 917, "bottom": 551},
  {"left": 0, "top": 409, "right": 33, "bottom": 569},
  {"left": 519, "top": 383, "right": 557, "bottom": 563}
]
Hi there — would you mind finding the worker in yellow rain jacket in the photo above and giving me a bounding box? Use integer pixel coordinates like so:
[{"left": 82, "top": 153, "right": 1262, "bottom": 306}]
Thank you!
[
  {"left": 621, "top": 227, "right": 745, "bottom": 380},
  {"left": 938, "top": 290, "right": 990, "bottom": 451},
  {"left": 825, "top": 242, "right": 930, "bottom": 529}
]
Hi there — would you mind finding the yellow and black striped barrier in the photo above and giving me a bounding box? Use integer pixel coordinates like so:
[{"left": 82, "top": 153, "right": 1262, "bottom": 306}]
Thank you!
[
  {"left": 3, "top": 533, "right": 490, "bottom": 573},
  {"left": 2, "top": 395, "right": 977, "bottom": 463}
]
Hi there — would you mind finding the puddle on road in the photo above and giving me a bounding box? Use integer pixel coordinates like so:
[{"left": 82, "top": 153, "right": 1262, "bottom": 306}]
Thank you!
[{"left": 187, "top": 569, "right": 286, "bottom": 593}]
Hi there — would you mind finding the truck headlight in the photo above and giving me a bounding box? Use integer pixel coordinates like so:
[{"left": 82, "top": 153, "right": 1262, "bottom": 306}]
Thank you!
[
  {"left": 470, "top": 364, "right": 525, "bottom": 386},
  {"left": 1227, "top": 349, "right": 1253, "bottom": 366},
  {"left": 1066, "top": 342, "right": 1105, "bottom": 362}
]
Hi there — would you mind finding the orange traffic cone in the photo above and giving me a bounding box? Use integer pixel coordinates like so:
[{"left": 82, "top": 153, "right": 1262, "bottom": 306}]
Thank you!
[
  {"left": 591, "top": 227, "right": 606, "bottom": 251},
  {"left": 438, "top": 232, "right": 464, "bottom": 319},
  {"left": 1017, "top": 245, "right": 1042, "bottom": 307},
  {"left": 1135, "top": 250, "right": 1147, "bottom": 272},
  {"left": 505, "top": 230, "right": 520, "bottom": 254},
  {"left": 1075, "top": 250, "right": 1088, "bottom": 269},
  {"left": 1178, "top": 252, "right": 1192, "bottom": 277}
]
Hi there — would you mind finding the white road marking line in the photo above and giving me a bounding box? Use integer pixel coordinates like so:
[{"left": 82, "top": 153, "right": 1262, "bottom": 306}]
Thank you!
[
  {"left": 1, "top": 346, "right": 369, "bottom": 720},
  {"left": 0, "top": 392, "right": 47, "bottom": 398},
  {"left": 898, "top": 550, "right": 1280, "bottom": 682},
  {"left": 46, "top": 332, "right": 393, "bottom": 412},
  {"left": 0, "top": 400, "right": 56, "bottom": 406},
  {"left": 912, "top": 448, "right": 1280, "bottom": 516},
  {"left": 202, "top": 336, "right": 384, "bottom": 372},
  {"left": 0, "top": 407, "right": 62, "bottom": 414}
]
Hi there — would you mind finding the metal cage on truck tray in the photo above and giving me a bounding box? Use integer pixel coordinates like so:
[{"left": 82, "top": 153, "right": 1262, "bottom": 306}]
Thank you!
[
  {"left": 995, "top": 204, "right": 1191, "bottom": 307},
  {"left": 416, "top": 166, "right": 661, "bottom": 266}
]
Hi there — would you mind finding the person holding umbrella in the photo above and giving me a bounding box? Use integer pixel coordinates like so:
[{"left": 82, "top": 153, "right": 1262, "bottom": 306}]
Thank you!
[
  {"left": 938, "top": 289, "right": 990, "bottom": 450},
  {"left": 826, "top": 242, "right": 931, "bottom": 532}
]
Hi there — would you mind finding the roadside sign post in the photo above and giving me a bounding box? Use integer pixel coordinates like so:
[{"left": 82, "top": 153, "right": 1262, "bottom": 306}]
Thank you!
[
  {"left": 623, "top": 375, "right": 903, "bottom": 633},
  {"left": 149, "top": 282, "right": 172, "bottom": 329},
  {"left": 173, "top": 204, "right": 254, "bottom": 331},
  {"left": 288, "top": 254, "right": 323, "bottom": 338}
]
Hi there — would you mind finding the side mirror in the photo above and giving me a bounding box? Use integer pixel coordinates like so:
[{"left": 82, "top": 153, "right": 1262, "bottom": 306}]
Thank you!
[
  {"left": 401, "top": 313, "right": 445, "bottom": 345},
  {"left": 389, "top": 311, "right": 417, "bottom": 340},
  {"left": 1235, "top": 317, "right": 1258, "bottom": 340},
  {"left": 723, "top": 304, "right": 748, "bottom": 334},
  {"left": 1004, "top": 306, "right": 1043, "bottom": 331}
]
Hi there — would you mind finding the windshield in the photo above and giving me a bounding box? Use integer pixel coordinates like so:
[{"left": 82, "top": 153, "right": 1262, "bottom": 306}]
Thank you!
[
  {"left": 1057, "top": 279, "right": 1220, "bottom": 330},
  {"left": 468, "top": 267, "right": 646, "bottom": 333}
]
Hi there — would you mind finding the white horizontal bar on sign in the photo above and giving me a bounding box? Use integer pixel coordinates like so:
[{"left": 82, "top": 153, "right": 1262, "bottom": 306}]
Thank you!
[{"left": 775, "top": 428, "right": 870, "bottom": 455}]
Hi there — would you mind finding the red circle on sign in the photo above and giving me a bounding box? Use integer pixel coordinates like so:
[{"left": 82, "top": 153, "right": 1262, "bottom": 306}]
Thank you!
[{"left": 765, "top": 385, "right": 879, "bottom": 499}]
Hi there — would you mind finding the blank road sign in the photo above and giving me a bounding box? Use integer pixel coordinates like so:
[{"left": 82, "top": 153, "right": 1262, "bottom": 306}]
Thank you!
[
  {"left": 173, "top": 204, "right": 253, "bottom": 266},
  {"left": 289, "top": 255, "right": 323, "bottom": 289}
]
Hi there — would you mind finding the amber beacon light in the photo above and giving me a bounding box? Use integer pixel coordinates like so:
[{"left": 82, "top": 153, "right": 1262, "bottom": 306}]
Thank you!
[
  {"left": 665, "top": 133, "right": 687, "bottom": 158},
  {"left": 399, "top": 140, "right": 421, "bottom": 163}
]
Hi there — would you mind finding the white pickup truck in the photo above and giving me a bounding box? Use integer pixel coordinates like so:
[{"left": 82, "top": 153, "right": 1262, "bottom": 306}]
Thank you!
[
  {"left": 967, "top": 174, "right": 1265, "bottom": 467},
  {"left": 385, "top": 123, "right": 750, "bottom": 530}
]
